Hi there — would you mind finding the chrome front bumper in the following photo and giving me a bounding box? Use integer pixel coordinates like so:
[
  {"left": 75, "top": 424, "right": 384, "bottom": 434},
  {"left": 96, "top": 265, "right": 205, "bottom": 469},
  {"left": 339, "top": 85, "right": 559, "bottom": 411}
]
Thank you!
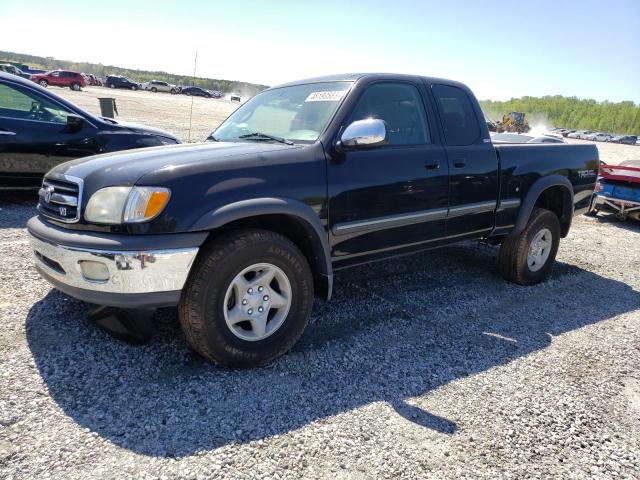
[{"left": 29, "top": 233, "right": 199, "bottom": 304}]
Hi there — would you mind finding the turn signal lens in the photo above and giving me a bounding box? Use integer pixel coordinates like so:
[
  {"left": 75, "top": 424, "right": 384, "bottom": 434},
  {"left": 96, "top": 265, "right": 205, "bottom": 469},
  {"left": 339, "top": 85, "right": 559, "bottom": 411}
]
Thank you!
[{"left": 123, "top": 187, "right": 171, "bottom": 223}]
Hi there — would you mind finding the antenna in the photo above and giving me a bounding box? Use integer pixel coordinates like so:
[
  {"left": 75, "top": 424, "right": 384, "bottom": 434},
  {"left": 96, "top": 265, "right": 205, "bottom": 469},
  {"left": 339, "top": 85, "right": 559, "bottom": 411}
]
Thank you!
[{"left": 187, "top": 50, "right": 198, "bottom": 143}]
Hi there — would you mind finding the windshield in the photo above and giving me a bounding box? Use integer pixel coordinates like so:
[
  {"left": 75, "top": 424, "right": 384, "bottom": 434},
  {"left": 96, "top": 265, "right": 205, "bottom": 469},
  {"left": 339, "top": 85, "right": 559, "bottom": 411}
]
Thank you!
[{"left": 210, "top": 81, "right": 352, "bottom": 143}]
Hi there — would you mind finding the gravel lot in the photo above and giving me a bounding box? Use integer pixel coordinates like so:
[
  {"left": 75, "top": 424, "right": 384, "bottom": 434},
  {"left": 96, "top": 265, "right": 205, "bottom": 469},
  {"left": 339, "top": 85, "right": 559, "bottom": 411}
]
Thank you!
[{"left": 0, "top": 195, "right": 638, "bottom": 479}]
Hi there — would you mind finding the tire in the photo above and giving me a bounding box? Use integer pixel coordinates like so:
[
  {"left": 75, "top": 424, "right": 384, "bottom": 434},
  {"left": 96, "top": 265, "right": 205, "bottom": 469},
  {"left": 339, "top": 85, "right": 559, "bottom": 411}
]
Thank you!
[
  {"left": 151, "top": 87, "right": 157, "bottom": 93},
  {"left": 70, "top": 83, "right": 81, "bottom": 91},
  {"left": 39, "top": 80, "right": 48, "bottom": 87},
  {"left": 186, "top": 91, "right": 191, "bottom": 96},
  {"left": 109, "top": 83, "right": 115, "bottom": 89},
  {"left": 170, "top": 89, "right": 176, "bottom": 94},
  {"left": 179, "top": 229, "right": 314, "bottom": 368},
  {"left": 499, "top": 208, "right": 560, "bottom": 286},
  {"left": 131, "top": 85, "right": 138, "bottom": 91}
]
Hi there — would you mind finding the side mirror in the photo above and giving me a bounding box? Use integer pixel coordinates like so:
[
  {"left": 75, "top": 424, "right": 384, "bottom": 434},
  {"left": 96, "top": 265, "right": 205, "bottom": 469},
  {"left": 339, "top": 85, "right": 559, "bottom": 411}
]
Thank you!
[
  {"left": 65, "top": 114, "right": 85, "bottom": 133},
  {"left": 338, "top": 119, "right": 388, "bottom": 150}
]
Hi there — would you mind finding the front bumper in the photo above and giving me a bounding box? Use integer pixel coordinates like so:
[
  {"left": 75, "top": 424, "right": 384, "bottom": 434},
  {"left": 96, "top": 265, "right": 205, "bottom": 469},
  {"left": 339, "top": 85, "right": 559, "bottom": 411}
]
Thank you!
[{"left": 28, "top": 216, "right": 204, "bottom": 308}]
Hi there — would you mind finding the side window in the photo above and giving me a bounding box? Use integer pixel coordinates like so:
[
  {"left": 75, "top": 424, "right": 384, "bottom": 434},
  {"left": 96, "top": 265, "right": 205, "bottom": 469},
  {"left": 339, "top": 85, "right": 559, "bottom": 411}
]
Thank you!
[
  {"left": 432, "top": 84, "right": 480, "bottom": 146},
  {"left": 348, "top": 83, "right": 430, "bottom": 145},
  {"left": 0, "top": 83, "right": 72, "bottom": 123}
]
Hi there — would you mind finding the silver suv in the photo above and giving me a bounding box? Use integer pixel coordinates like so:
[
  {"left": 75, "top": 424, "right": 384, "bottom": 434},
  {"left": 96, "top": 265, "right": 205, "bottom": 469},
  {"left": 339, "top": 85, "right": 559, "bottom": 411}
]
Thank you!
[{"left": 141, "top": 80, "right": 179, "bottom": 94}]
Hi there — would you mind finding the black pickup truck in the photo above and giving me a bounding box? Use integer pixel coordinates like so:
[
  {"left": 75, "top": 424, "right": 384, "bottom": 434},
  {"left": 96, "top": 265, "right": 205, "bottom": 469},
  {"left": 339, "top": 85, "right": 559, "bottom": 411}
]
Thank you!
[{"left": 27, "top": 73, "right": 599, "bottom": 367}]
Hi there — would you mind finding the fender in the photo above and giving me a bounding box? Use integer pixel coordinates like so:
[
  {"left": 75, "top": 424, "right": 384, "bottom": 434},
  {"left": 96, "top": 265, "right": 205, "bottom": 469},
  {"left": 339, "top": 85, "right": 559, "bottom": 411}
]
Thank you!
[
  {"left": 190, "top": 197, "right": 333, "bottom": 299},
  {"left": 512, "top": 175, "right": 574, "bottom": 236}
]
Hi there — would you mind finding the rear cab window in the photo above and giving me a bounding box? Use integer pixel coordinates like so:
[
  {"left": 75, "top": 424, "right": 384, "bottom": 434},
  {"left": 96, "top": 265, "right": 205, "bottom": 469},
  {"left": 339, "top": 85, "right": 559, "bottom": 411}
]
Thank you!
[{"left": 431, "top": 84, "right": 480, "bottom": 146}]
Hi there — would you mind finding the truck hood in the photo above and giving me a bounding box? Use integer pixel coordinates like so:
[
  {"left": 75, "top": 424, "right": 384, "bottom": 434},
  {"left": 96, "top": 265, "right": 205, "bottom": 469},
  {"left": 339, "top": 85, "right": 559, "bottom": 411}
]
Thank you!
[{"left": 48, "top": 141, "right": 303, "bottom": 193}]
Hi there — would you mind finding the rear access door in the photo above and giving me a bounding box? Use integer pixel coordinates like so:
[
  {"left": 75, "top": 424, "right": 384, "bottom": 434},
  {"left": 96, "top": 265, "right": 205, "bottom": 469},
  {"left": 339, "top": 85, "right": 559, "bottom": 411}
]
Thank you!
[{"left": 428, "top": 83, "right": 498, "bottom": 237}]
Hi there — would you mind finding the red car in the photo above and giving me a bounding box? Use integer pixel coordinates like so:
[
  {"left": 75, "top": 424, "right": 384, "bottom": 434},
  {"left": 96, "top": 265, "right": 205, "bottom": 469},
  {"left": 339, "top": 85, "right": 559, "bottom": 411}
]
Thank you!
[{"left": 30, "top": 70, "right": 86, "bottom": 91}]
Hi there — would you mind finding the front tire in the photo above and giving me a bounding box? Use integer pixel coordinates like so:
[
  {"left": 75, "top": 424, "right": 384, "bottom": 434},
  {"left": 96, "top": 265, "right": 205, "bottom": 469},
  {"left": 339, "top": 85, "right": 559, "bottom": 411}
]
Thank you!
[
  {"left": 179, "top": 229, "right": 314, "bottom": 368},
  {"left": 70, "top": 83, "right": 81, "bottom": 91},
  {"left": 39, "top": 80, "right": 48, "bottom": 87},
  {"left": 499, "top": 208, "right": 560, "bottom": 285}
]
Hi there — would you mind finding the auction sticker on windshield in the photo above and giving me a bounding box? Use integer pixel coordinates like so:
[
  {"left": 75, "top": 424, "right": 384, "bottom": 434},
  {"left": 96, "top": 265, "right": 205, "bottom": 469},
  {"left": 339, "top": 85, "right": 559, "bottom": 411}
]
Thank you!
[{"left": 305, "top": 91, "right": 347, "bottom": 102}]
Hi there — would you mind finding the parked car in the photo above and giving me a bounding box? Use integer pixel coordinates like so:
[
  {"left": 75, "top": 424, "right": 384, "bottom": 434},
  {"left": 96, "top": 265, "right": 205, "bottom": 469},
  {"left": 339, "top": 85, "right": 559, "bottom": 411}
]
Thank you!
[
  {"left": 141, "top": 80, "right": 179, "bottom": 94},
  {"left": 209, "top": 90, "right": 224, "bottom": 99},
  {"left": 491, "top": 133, "right": 564, "bottom": 144},
  {"left": 30, "top": 70, "right": 86, "bottom": 91},
  {"left": 230, "top": 93, "right": 241, "bottom": 102},
  {"left": 567, "top": 131, "right": 582, "bottom": 139},
  {"left": 106, "top": 75, "right": 140, "bottom": 90},
  {"left": 181, "top": 86, "right": 212, "bottom": 98},
  {"left": 0, "top": 72, "right": 180, "bottom": 189},
  {"left": 590, "top": 160, "right": 640, "bottom": 220},
  {"left": 26, "top": 72, "right": 599, "bottom": 367},
  {"left": 593, "top": 133, "right": 612, "bottom": 142},
  {"left": 616, "top": 135, "right": 638, "bottom": 145},
  {"left": 0, "top": 63, "right": 31, "bottom": 79}
]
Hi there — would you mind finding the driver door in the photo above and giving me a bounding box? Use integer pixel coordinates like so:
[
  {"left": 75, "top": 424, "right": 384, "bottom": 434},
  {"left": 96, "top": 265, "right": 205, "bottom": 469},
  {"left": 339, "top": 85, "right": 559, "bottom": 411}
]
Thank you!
[{"left": 0, "top": 81, "right": 100, "bottom": 188}]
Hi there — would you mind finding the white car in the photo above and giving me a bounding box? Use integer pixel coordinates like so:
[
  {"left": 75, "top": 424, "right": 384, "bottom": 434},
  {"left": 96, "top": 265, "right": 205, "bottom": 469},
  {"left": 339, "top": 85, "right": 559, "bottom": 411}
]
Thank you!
[
  {"left": 594, "top": 133, "right": 612, "bottom": 142},
  {"left": 141, "top": 80, "right": 179, "bottom": 94},
  {"left": 567, "top": 131, "right": 582, "bottom": 139},
  {"left": 230, "top": 93, "right": 241, "bottom": 102}
]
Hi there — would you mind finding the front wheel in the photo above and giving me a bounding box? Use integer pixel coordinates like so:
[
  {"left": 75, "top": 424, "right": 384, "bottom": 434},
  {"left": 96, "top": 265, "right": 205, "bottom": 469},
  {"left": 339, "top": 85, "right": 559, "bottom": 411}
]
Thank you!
[
  {"left": 39, "top": 80, "right": 48, "bottom": 87},
  {"left": 70, "top": 83, "right": 81, "bottom": 91},
  {"left": 179, "top": 229, "right": 314, "bottom": 368},
  {"left": 109, "top": 83, "right": 115, "bottom": 88},
  {"left": 131, "top": 85, "right": 138, "bottom": 90},
  {"left": 499, "top": 208, "right": 560, "bottom": 285}
]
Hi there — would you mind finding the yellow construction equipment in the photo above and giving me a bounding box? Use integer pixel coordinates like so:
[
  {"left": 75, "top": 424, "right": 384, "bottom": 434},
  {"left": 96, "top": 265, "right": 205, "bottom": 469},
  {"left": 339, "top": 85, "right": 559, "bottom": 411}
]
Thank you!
[{"left": 497, "top": 112, "right": 530, "bottom": 133}]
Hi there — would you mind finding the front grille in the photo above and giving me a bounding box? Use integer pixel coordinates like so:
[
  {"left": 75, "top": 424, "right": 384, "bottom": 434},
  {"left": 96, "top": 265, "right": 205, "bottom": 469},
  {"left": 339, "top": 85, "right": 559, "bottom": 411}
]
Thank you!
[{"left": 37, "top": 176, "right": 83, "bottom": 223}]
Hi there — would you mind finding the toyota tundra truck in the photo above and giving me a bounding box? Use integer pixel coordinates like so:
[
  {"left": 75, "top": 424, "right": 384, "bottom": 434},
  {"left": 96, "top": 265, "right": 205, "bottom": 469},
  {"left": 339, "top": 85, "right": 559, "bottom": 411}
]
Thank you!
[{"left": 27, "top": 73, "right": 599, "bottom": 367}]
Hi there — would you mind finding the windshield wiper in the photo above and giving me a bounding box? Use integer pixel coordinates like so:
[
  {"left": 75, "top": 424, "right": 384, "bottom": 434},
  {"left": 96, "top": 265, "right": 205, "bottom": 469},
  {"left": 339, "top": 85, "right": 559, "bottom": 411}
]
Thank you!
[{"left": 238, "top": 132, "right": 294, "bottom": 145}]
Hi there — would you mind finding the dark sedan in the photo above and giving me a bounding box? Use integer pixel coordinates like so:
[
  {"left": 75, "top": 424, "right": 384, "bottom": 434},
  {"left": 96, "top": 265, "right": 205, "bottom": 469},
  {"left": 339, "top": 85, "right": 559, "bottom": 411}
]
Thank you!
[
  {"left": 0, "top": 72, "right": 180, "bottom": 189},
  {"left": 181, "top": 86, "right": 213, "bottom": 98}
]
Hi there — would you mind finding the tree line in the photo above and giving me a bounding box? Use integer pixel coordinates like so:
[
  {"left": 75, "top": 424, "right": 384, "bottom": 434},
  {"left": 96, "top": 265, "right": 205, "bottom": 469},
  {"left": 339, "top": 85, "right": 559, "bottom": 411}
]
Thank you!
[
  {"left": 480, "top": 96, "right": 640, "bottom": 135},
  {"left": 0, "top": 51, "right": 269, "bottom": 96}
]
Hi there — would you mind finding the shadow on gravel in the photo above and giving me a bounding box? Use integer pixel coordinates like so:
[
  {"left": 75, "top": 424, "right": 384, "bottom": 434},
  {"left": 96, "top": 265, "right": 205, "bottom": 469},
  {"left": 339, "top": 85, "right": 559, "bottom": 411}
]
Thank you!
[
  {"left": 593, "top": 212, "right": 640, "bottom": 234},
  {"left": 26, "top": 243, "right": 640, "bottom": 457},
  {"left": 0, "top": 192, "right": 38, "bottom": 229}
]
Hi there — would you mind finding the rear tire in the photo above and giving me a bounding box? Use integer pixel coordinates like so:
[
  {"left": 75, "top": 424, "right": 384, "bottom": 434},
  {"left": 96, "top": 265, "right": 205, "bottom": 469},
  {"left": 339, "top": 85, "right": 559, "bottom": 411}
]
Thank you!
[
  {"left": 151, "top": 87, "right": 157, "bottom": 93},
  {"left": 499, "top": 208, "right": 560, "bottom": 285},
  {"left": 179, "top": 229, "right": 314, "bottom": 368},
  {"left": 131, "top": 85, "right": 138, "bottom": 91}
]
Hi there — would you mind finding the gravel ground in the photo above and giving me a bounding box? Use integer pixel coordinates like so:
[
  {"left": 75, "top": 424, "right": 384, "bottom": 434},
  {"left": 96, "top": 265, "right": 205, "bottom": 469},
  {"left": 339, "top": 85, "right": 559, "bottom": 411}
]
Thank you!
[{"left": 0, "top": 197, "right": 639, "bottom": 479}]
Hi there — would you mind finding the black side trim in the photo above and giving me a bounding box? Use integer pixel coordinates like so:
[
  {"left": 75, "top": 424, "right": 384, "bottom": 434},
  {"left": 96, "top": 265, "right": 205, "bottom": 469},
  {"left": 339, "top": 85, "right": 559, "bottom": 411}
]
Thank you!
[
  {"left": 512, "top": 175, "right": 574, "bottom": 236},
  {"left": 333, "top": 208, "right": 448, "bottom": 235},
  {"left": 37, "top": 265, "right": 181, "bottom": 308},
  {"left": 28, "top": 215, "right": 208, "bottom": 251}
]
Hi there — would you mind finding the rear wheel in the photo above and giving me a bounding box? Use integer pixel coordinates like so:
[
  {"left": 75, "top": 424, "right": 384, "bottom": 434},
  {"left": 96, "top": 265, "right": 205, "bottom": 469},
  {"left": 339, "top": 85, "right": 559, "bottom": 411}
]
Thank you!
[
  {"left": 151, "top": 87, "right": 157, "bottom": 93},
  {"left": 131, "top": 85, "right": 138, "bottom": 91},
  {"left": 170, "top": 88, "right": 176, "bottom": 94},
  {"left": 39, "top": 80, "right": 48, "bottom": 88},
  {"left": 499, "top": 208, "right": 560, "bottom": 285},
  {"left": 179, "top": 229, "right": 314, "bottom": 367}
]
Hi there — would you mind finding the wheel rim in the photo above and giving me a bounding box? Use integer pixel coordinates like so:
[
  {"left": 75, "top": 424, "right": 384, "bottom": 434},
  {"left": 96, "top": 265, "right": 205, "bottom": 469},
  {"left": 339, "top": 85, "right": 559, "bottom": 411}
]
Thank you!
[
  {"left": 40, "top": 81, "right": 47, "bottom": 87},
  {"left": 527, "top": 228, "right": 552, "bottom": 272},
  {"left": 223, "top": 263, "right": 292, "bottom": 342}
]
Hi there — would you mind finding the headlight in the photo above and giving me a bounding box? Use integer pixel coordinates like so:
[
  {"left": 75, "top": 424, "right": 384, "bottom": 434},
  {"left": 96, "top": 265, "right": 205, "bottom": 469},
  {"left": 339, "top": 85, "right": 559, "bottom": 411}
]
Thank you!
[{"left": 85, "top": 186, "right": 170, "bottom": 224}]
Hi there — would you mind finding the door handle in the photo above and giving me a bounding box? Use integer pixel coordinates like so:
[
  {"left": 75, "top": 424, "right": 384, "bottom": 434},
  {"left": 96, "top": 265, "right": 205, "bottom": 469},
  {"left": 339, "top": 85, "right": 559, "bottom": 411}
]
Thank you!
[
  {"left": 424, "top": 161, "right": 440, "bottom": 170},
  {"left": 453, "top": 159, "right": 466, "bottom": 168}
]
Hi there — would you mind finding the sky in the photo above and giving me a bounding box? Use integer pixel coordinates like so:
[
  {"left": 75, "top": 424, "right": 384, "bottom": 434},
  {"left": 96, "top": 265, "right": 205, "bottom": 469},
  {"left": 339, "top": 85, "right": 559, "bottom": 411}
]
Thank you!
[{"left": 1, "top": 0, "right": 639, "bottom": 102}]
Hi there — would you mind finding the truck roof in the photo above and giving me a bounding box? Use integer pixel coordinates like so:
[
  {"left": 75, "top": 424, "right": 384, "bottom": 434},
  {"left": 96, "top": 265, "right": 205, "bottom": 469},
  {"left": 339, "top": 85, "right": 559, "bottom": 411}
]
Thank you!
[{"left": 274, "top": 72, "right": 469, "bottom": 90}]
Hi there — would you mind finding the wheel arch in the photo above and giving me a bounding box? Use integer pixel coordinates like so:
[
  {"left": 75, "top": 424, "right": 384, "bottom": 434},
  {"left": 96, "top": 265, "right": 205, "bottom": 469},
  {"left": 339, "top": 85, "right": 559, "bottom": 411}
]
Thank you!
[
  {"left": 513, "top": 175, "right": 574, "bottom": 238},
  {"left": 191, "top": 198, "right": 333, "bottom": 300}
]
